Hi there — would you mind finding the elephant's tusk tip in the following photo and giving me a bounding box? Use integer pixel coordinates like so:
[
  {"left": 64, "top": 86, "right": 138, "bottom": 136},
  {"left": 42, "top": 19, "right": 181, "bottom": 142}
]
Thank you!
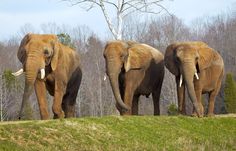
[
  {"left": 195, "top": 73, "right": 199, "bottom": 80},
  {"left": 179, "top": 74, "right": 183, "bottom": 87},
  {"left": 12, "top": 68, "right": 24, "bottom": 76},
  {"left": 103, "top": 75, "right": 107, "bottom": 81}
]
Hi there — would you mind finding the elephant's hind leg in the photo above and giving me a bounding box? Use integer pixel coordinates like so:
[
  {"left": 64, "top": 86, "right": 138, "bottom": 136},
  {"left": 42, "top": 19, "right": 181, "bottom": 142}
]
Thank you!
[
  {"left": 207, "top": 91, "right": 217, "bottom": 117},
  {"left": 131, "top": 95, "right": 140, "bottom": 115},
  {"left": 208, "top": 71, "right": 224, "bottom": 116},
  {"left": 62, "top": 67, "right": 82, "bottom": 118},
  {"left": 152, "top": 76, "right": 164, "bottom": 115},
  {"left": 152, "top": 92, "right": 160, "bottom": 115}
]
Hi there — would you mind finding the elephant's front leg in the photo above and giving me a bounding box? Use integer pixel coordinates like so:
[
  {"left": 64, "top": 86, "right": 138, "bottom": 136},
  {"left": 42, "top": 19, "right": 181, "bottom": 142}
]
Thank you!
[
  {"left": 34, "top": 80, "right": 49, "bottom": 120},
  {"left": 53, "top": 80, "right": 66, "bottom": 119},
  {"left": 123, "top": 84, "right": 134, "bottom": 115},
  {"left": 176, "top": 76, "right": 186, "bottom": 114},
  {"left": 193, "top": 81, "right": 204, "bottom": 116}
]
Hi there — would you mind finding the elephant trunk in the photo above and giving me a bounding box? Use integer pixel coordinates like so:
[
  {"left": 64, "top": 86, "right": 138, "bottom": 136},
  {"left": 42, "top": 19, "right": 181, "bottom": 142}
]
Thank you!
[
  {"left": 19, "top": 55, "right": 42, "bottom": 119},
  {"left": 19, "top": 83, "right": 34, "bottom": 119},
  {"left": 107, "top": 62, "right": 130, "bottom": 111},
  {"left": 182, "top": 63, "right": 201, "bottom": 117}
]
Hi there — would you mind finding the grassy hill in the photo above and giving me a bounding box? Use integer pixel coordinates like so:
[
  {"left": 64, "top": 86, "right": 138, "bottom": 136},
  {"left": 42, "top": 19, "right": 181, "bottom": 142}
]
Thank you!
[{"left": 0, "top": 115, "right": 236, "bottom": 151}]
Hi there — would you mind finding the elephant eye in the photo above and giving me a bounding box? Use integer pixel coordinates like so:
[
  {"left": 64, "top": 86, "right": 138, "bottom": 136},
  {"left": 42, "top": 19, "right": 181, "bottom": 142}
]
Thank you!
[
  {"left": 120, "top": 54, "right": 125, "bottom": 60},
  {"left": 196, "top": 56, "right": 199, "bottom": 61},
  {"left": 44, "top": 49, "right": 50, "bottom": 57}
]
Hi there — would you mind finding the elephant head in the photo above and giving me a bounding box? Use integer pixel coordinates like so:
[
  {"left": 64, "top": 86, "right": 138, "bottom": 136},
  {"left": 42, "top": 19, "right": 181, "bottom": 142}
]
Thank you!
[
  {"left": 13, "top": 33, "right": 60, "bottom": 119},
  {"left": 164, "top": 42, "right": 213, "bottom": 117},
  {"left": 103, "top": 41, "right": 152, "bottom": 112}
]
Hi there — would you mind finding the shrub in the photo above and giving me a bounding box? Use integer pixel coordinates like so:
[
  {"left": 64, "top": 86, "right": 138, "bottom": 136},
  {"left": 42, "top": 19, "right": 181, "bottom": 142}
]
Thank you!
[
  {"left": 167, "top": 103, "right": 178, "bottom": 115},
  {"left": 224, "top": 73, "right": 236, "bottom": 113}
]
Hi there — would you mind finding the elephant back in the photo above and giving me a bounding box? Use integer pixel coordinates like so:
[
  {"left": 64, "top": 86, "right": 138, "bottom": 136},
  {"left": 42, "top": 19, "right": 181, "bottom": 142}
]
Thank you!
[{"left": 140, "top": 44, "right": 164, "bottom": 62}]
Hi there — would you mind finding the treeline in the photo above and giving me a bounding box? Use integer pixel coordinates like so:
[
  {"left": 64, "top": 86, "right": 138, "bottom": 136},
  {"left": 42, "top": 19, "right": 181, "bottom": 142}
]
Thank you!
[{"left": 0, "top": 11, "right": 236, "bottom": 120}]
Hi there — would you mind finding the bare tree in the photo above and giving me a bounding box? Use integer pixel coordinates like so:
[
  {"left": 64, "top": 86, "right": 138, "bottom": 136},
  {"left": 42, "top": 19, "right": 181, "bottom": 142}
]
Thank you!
[{"left": 63, "top": 0, "right": 171, "bottom": 40}]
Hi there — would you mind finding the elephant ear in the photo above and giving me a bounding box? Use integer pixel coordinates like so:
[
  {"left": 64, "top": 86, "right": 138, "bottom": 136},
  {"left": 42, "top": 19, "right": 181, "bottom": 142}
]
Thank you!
[
  {"left": 164, "top": 43, "right": 180, "bottom": 76},
  {"left": 197, "top": 45, "right": 213, "bottom": 71},
  {"left": 50, "top": 36, "right": 60, "bottom": 71},
  {"left": 124, "top": 44, "right": 152, "bottom": 72},
  {"left": 17, "top": 33, "right": 32, "bottom": 64}
]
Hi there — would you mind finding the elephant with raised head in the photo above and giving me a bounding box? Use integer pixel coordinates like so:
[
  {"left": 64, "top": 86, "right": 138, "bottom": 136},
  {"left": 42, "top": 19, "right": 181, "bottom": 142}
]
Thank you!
[
  {"left": 164, "top": 41, "right": 224, "bottom": 117},
  {"left": 103, "top": 41, "right": 164, "bottom": 115},
  {"left": 12, "top": 34, "right": 82, "bottom": 120}
]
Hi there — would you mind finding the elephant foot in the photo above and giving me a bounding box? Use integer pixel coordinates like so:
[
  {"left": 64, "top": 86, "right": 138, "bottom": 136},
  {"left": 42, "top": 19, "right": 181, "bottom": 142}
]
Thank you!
[
  {"left": 65, "top": 112, "right": 75, "bottom": 118},
  {"left": 122, "top": 110, "right": 132, "bottom": 116},
  {"left": 178, "top": 110, "right": 186, "bottom": 115},
  {"left": 40, "top": 111, "right": 50, "bottom": 120},
  {"left": 53, "top": 111, "right": 65, "bottom": 119},
  {"left": 207, "top": 113, "right": 215, "bottom": 117},
  {"left": 191, "top": 112, "right": 198, "bottom": 117},
  {"left": 41, "top": 115, "right": 50, "bottom": 120},
  {"left": 191, "top": 112, "right": 203, "bottom": 118}
]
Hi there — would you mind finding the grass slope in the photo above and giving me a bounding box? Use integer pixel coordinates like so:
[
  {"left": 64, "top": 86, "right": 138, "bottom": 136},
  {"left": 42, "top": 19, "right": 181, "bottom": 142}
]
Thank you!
[{"left": 0, "top": 116, "right": 236, "bottom": 151}]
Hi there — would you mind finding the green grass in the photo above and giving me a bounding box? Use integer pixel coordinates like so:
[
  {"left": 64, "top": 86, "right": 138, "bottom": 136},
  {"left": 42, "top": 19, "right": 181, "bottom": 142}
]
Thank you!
[{"left": 0, "top": 116, "right": 235, "bottom": 151}]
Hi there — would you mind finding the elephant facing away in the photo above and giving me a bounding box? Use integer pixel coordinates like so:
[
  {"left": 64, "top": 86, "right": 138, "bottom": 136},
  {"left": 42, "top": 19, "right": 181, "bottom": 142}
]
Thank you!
[
  {"left": 103, "top": 41, "right": 164, "bottom": 115},
  {"left": 12, "top": 34, "right": 82, "bottom": 120},
  {"left": 164, "top": 41, "right": 224, "bottom": 117}
]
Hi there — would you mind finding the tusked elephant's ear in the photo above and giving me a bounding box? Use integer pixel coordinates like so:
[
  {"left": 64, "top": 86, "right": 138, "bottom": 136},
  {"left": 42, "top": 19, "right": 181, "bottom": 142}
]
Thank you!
[
  {"left": 164, "top": 43, "right": 180, "bottom": 76},
  {"left": 197, "top": 45, "right": 214, "bottom": 71},
  {"left": 51, "top": 36, "right": 60, "bottom": 71},
  {"left": 124, "top": 44, "right": 152, "bottom": 72},
  {"left": 17, "top": 33, "right": 32, "bottom": 64}
]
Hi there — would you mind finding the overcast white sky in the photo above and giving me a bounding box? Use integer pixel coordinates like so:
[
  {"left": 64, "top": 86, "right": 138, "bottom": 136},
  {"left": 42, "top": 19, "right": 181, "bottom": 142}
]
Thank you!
[{"left": 0, "top": 0, "right": 235, "bottom": 40}]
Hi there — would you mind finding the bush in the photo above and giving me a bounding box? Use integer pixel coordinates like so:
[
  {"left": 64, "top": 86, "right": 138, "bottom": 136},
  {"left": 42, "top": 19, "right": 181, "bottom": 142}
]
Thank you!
[
  {"left": 2, "top": 70, "right": 17, "bottom": 90},
  {"left": 167, "top": 103, "right": 178, "bottom": 115},
  {"left": 224, "top": 73, "right": 236, "bottom": 113}
]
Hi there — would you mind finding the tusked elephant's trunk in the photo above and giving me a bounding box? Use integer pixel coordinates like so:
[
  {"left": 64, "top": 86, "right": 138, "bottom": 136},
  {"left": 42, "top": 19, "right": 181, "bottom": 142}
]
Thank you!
[
  {"left": 182, "top": 63, "right": 201, "bottom": 117},
  {"left": 107, "top": 62, "right": 130, "bottom": 112},
  {"left": 19, "top": 55, "right": 43, "bottom": 119}
]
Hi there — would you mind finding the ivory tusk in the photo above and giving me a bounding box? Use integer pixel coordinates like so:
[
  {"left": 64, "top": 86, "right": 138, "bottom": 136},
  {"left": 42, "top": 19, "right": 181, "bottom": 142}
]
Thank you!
[
  {"left": 179, "top": 74, "right": 183, "bottom": 87},
  {"left": 103, "top": 74, "right": 107, "bottom": 81},
  {"left": 195, "top": 72, "right": 199, "bottom": 80},
  {"left": 40, "top": 69, "right": 45, "bottom": 79},
  {"left": 12, "top": 68, "right": 24, "bottom": 76}
]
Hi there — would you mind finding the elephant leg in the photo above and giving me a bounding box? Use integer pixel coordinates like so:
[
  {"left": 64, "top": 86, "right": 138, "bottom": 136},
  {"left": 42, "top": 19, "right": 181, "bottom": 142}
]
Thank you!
[
  {"left": 53, "top": 80, "right": 66, "bottom": 119},
  {"left": 152, "top": 89, "right": 162, "bottom": 115},
  {"left": 123, "top": 84, "right": 134, "bottom": 115},
  {"left": 192, "top": 82, "right": 204, "bottom": 116},
  {"left": 176, "top": 76, "right": 186, "bottom": 114},
  {"left": 116, "top": 79, "right": 125, "bottom": 115},
  {"left": 195, "top": 89, "right": 204, "bottom": 116},
  {"left": 207, "top": 92, "right": 216, "bottom": 117},
  {"left": 62, "top": 93, "right": 76, "bottom": 118},
  {"left": 207, "top": 80, "right": 222, "bottom": 117},
  {"left": 34, "top": 80, "right": 49, "bottom": 120},
  {"left": 62, "top": 67, "right": 82, "bottom": 118},
  {"left": 132, "top": 95, "right": 140, "bottom": 115},
  {"left": 122, "top": 70, "right": 144, "bottom": 115}
]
